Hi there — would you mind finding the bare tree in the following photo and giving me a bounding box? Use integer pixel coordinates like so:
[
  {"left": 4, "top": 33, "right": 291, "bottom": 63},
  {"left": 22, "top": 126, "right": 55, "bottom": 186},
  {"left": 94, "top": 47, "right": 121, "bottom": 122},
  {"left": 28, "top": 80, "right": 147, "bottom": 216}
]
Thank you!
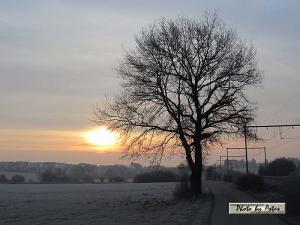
[{"left": 94, "top": 13, "right": 262, "bottom": 194}]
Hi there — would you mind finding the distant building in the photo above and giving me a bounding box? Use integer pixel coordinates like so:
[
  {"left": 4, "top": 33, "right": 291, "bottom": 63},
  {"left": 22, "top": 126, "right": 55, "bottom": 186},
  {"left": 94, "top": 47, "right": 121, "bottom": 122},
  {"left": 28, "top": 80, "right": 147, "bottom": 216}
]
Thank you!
[{"left": 222, "top": 158, "right": 262, "bottom": 174}]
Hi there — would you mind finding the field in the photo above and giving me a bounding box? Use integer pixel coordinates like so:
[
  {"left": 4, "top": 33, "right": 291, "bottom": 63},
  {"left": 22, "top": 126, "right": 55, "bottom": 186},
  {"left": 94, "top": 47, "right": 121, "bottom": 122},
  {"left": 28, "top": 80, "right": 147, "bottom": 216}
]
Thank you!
[{"left": 0, "top": 182, "right": 211, "bottom": 225}]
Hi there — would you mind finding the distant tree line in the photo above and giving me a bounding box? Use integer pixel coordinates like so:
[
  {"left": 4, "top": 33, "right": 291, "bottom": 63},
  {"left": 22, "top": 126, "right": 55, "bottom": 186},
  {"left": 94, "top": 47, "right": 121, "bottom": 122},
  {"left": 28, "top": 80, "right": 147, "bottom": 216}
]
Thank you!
[
  {"left": 133, "top": 170, "right": 178, "bottom": 183},
  {"left": 36, "top": 163, "right": 187, "bottom": 184},
  {"left": 0, "top": 174, "right": 25, "bottom": 184},
  {"left": 39, "top": 167, "right": 184, "bottom": 184},
  {"left": 259, "top": 158, "right": 298, "bottom": 176},
  {"left": 0, "top": 161, "right": 191, "bottom": 184}
]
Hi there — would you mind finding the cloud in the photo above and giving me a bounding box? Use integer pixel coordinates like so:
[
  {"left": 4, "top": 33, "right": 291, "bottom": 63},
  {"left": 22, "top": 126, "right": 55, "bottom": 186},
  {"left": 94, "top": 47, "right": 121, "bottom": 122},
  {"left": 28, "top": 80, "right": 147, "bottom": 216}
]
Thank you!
[{"left": 0, "top": 0, "right": 299, "bottom": 164}]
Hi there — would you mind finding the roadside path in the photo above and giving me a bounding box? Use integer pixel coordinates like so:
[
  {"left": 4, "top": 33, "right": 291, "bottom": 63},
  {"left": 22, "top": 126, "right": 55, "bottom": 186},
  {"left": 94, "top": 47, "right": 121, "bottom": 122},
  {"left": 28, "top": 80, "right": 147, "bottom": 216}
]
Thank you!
[{"left": 206, "top": 181, "right": 286, "bottom": 225}]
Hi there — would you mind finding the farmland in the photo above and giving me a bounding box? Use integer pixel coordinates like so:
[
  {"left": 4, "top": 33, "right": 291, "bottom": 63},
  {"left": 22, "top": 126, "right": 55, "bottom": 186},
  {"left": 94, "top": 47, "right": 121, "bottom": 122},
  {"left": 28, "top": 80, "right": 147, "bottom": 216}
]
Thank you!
[{"left": 0, "top": 182, "right": 211, "bottom": 225}]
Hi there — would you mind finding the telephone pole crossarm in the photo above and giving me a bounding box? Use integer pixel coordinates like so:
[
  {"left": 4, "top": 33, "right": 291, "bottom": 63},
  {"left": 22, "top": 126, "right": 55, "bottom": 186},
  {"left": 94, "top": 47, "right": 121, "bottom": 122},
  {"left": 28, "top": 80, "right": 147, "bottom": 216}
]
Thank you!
[{"left": 244, "top": 123, "right": 300, "bottom": 175}]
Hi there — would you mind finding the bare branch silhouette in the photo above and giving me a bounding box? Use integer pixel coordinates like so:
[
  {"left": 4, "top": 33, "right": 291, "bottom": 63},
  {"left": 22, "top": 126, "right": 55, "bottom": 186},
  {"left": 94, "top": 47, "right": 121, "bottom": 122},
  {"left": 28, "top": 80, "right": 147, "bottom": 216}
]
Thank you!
[{"left": 94, "top": 13, "right": 262, "bottom": 194}]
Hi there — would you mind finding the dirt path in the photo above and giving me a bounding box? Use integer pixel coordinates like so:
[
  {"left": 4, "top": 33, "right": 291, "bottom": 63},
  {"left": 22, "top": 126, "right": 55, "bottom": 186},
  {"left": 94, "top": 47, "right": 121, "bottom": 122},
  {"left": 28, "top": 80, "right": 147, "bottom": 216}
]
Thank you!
[{"left": 206, "top": 181, "right": 286, "bottom": 225}]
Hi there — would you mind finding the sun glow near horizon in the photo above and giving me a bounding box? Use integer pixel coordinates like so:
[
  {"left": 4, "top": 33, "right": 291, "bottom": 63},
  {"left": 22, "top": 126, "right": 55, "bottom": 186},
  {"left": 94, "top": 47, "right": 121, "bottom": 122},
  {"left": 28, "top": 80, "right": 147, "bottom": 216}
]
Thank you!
[{"left": 83, "top": 127, "right": 119, "bottom": 151}]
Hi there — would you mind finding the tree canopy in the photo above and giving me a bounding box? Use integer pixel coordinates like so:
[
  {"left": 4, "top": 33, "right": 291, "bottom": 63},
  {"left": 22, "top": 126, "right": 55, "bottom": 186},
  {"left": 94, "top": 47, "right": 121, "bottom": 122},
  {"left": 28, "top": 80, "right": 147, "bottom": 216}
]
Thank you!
[{"left": 95, "top": 13, "right": 262, "bottom": 193}]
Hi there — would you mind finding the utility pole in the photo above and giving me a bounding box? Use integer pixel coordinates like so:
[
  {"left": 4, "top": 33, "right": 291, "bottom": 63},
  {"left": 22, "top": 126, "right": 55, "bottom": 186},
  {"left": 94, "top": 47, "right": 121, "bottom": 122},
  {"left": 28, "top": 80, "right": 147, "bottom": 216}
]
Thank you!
[
  {"left": 227, "top": 147, "right": 267, "bottom": 171},
  {"left": 219, "top": 155, "right": 246, "bottom": 174},
  {"left": 219, "top": 156, "right": 222, "bottom": 176},
  {"left": 264, "top": 147, "right": 267, "bottom": 166},
  {"left": 244, "top": 123, "right": 249, "bottom": 174},
  {"left": 226, "top": 148, "right": 229, "bottom": 174}
]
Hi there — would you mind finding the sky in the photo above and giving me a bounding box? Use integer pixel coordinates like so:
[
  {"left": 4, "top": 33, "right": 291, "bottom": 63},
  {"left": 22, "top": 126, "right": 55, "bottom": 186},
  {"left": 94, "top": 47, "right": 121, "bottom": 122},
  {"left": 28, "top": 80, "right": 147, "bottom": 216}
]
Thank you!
[{"left": 0, "top": 0, "right": 300, "bottom": 166}]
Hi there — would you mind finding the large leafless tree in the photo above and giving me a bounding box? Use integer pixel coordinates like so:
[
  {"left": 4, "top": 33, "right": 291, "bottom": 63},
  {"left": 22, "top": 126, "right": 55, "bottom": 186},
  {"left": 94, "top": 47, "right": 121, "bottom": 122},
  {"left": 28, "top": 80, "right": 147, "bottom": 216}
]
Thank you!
[{"left": 95, "top": 13, "right": 262, "bottom": 194}]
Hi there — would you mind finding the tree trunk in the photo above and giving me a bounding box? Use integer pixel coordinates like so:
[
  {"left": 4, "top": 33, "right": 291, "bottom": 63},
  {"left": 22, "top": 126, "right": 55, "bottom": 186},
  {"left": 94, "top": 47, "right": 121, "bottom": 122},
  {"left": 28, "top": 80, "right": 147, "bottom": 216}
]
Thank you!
[
  {"left": 190, "top": 166, "right": 202, "bottom": 195},
  {"left": 190, "top": 141, "right": 203, "bottom": 195}
]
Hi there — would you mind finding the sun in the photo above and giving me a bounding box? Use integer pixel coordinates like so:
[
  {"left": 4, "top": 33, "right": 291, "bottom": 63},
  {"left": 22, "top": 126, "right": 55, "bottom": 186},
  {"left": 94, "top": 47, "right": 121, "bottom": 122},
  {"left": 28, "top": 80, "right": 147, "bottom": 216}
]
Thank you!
[{"left": 84, "top": 127, "right": 118, "bottom": 147}]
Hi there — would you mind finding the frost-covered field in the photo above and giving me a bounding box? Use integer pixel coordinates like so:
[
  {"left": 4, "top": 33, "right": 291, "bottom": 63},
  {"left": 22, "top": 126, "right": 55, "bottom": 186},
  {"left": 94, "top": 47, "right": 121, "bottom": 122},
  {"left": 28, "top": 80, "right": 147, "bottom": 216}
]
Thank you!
[{"left": 0, "top": 183, "right": 211, "bottom": 225}]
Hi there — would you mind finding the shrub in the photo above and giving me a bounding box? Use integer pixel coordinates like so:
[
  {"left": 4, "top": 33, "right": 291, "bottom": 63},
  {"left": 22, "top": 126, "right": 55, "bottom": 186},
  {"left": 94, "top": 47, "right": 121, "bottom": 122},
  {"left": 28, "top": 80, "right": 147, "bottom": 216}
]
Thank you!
[
  {"left": 177, "top": 163, "right": 190, "bottom": 182},
  {"left": 40, "top": 170, "right": 57, "bottom": 183},
  {"left": 222, "top": 171, "right": 241, "bottom": 183},
  {"left": 258, "top": 165, "right": 265, "bottom": 176},
  {"left": 177, "top": 163, "right": 189, "bottom": 174},
  {"left": 11, "top": 175, "right": 25, "bottom": 184},
  {"left": 134, "top": 170, "right": 178, "bottom": 183},
  {"left": 260, "top": 158, "right": 296, "bottom": 176},
  {"left": 0, "top": 174, "right": 8, "bottom": 183},
  {"left": 223, "top": 174, "right": 233, "bottom": 182},
  {"left": 205, "top": 166, "right": 218, "bottom": 180},
  {"left": 179, "top": 173, "right": 190, "bottom": 182},
  {"left": 108, "top": 176, "right": 124, "bottom": 183},
  {"left": 0, "top": 174, "right": 8, "bottom": 184},
  {"left": 39, "top": 169, "right": 71, "bottom": 183},
  {"left": 98, "top": 177, "right": 105, "bottom": 183},
  {"left": 235, "top": 174, "right": 264, "bottom": 191},
  {"left": 173, "top": 180, "right": 193, "bottom": 199}
]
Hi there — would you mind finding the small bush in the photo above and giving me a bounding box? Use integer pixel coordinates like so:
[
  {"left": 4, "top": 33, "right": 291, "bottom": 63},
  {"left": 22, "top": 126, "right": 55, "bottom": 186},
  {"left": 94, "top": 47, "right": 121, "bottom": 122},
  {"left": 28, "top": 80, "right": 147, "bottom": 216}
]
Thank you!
[
  {"left": 40, "top": 170, "right": 57, "bottom": 183},
  {"left": 11, "top": 175, "right": 25, "bottom": 184},
  {"left": 223, "top": 174, "right": 233, "bottom": 182},
  {"left": 108, "top": 176, "right": 124, "bottom": 183},
  {"left": 98, "top": 177, "right": 105, "bottom": 183},
  {"left": 235, "top": 174, "right": 264, "bottom": 191},
  {"left": 205, "top": 166, "right": 218, "bottom": 180},
  {"left": 177, "top": 163, "right": 190, "bottom": 182},
  {"left": 258, "top": 165, "right": 265, "bottom": 176},
  {"left": 0, "top": 174, "right": 8, "bottom": 183},
  {"left": 179, "top": 173, "right": 190, "bottom": 182},
  {"left": 173, "top": 180, "right": 194, "bottom": 199},
  {"left": 222, "top": 171, "right": 241, "bottom": 183},
  {"left": 40, "top": 169, "right": 71, "bottom": 183}
]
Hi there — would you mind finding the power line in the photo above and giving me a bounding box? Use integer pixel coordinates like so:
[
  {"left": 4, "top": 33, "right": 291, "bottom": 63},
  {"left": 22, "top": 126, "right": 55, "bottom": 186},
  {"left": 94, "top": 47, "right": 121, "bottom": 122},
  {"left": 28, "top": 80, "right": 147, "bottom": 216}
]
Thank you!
[
  {"left": 247, "top": 124, "right": 300, "bottom": 128},
  {"left": 244, "top": 123, "right": 300, "bottom": 174},
  {"left": 257, "top": 125, "right": 300, "bottom": 151},
  {"left": 226, "top": 147, "right": 267, "bottom": 172}
]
